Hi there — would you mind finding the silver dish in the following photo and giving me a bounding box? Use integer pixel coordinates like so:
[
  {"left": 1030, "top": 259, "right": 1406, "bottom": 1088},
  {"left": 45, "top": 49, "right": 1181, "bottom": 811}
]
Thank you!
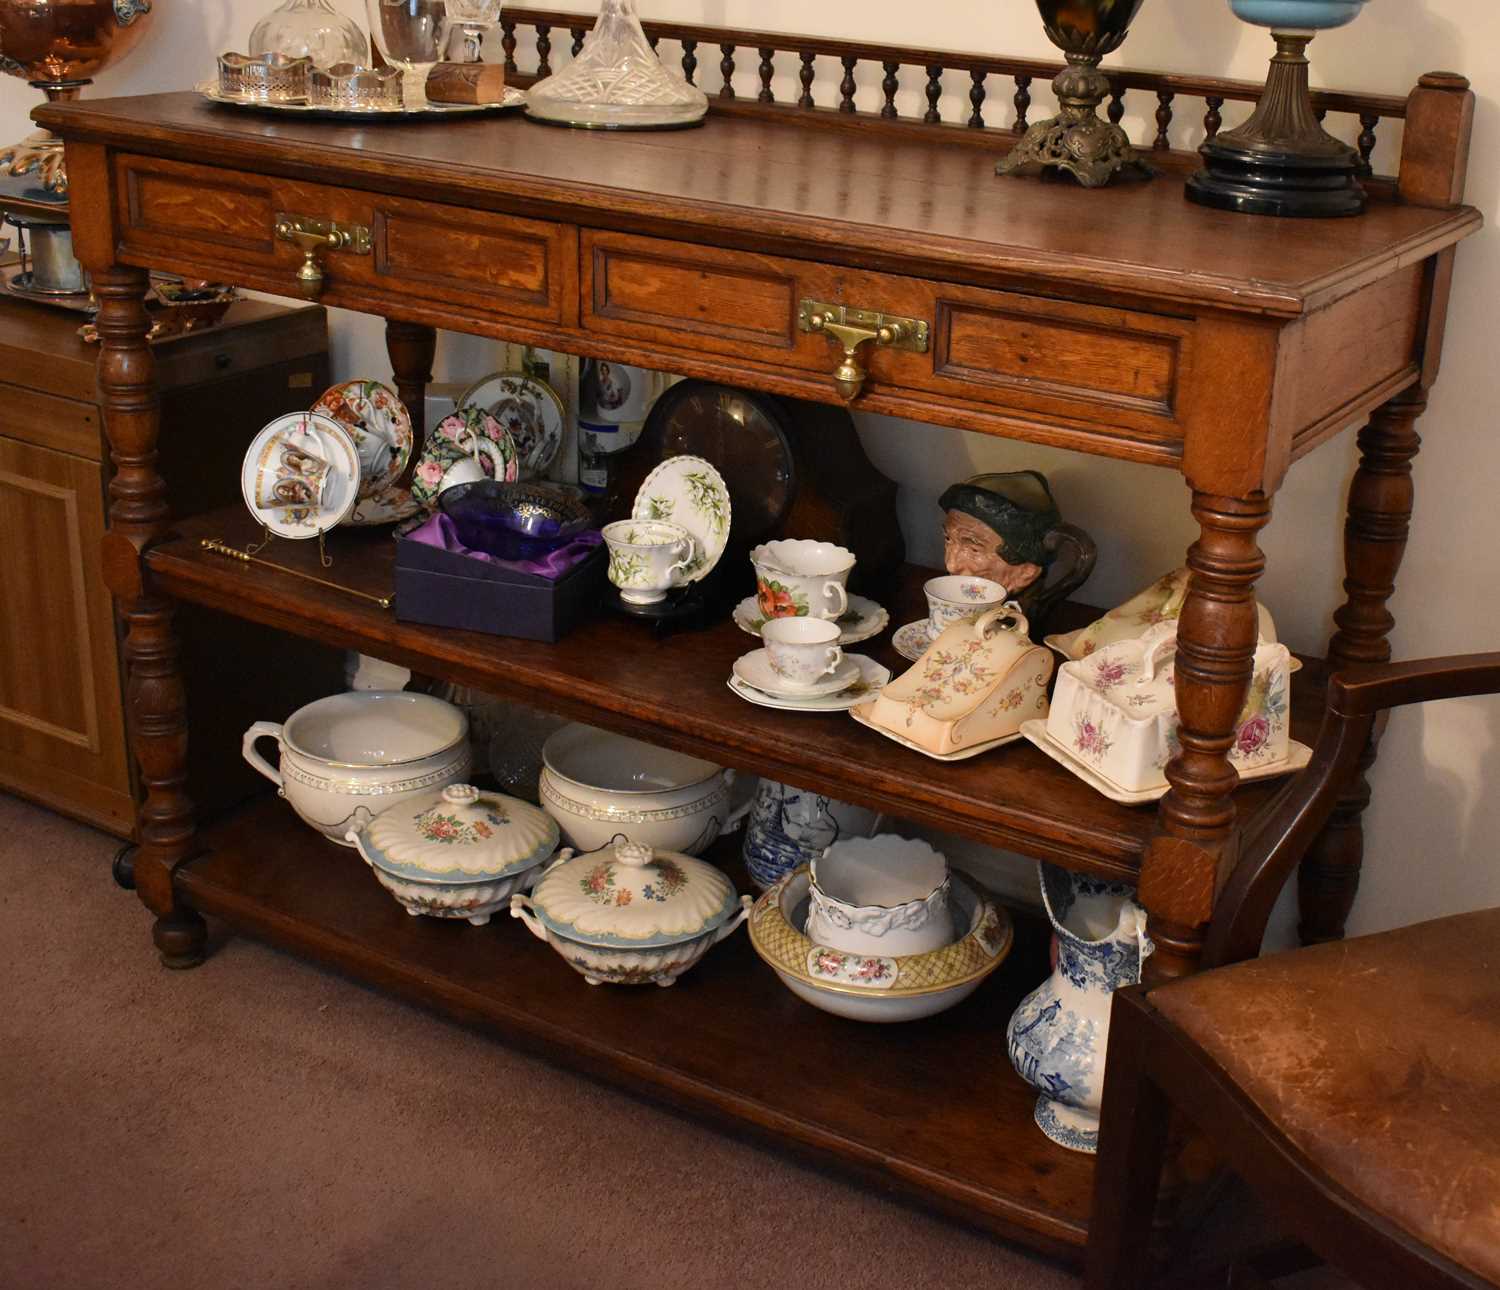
[
  {"left": 196, "top": 80, "right": 525, "bottom": 121},
  {"left": 218, "top": 52, "right": 313, "bottom": 104},
  {"left": 308, "top": 63, "right": 403, "bottom": 111}
]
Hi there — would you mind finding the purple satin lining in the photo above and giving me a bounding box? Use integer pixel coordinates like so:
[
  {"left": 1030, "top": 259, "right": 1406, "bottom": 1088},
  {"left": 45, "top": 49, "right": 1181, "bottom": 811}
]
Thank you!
[{"left": 408, "top": 513, "right": 603, "bottom": 580}]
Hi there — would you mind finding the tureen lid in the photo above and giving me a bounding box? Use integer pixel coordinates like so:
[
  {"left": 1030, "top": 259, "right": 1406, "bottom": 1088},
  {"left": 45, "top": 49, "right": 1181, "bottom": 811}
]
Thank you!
[
  {"left": 529, "top": 840, "right": 740, "bottom": 948},
  {"left": 359, "top": 784, "right": 560, "bottom": 884}
]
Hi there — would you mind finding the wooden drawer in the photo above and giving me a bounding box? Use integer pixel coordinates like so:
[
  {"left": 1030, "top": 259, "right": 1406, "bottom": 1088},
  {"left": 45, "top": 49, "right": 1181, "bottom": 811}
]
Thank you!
[
  {"left": 115, "top": 154, "right": 575, "bottom": 325},
  {"left": 582, "top": 230, "right": 1192, "bottom": 446}
]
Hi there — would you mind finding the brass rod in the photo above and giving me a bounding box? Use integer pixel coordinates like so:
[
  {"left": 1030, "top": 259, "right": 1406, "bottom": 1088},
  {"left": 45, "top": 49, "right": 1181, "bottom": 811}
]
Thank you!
[{"left": 200, "top": 538, "right": 393, "bottom": 610}]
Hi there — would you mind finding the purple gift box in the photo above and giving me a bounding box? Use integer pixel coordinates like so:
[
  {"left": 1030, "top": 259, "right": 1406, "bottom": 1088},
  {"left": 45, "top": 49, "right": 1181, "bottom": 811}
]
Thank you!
[{"left": 395, "top": 513, "right": 607, "bottom": 643}]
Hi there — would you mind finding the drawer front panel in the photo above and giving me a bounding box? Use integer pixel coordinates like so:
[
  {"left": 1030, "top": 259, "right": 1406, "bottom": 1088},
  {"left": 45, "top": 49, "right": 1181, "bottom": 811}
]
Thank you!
[
  {"left": 116, "top": 156, "right": 571, "bottom": 324},
  {"left": 582, "top": 230, "right": 1189, "bottom": 442}
]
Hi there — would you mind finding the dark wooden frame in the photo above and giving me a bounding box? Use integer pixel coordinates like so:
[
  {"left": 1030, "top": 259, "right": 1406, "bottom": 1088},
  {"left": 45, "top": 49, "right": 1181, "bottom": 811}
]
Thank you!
[
  {"left": 1087, "top": 653, "right": 1500, "bottom": 1290},
  {"left": 36, "top": 16, "right": 1482, "bottom": 1258}
]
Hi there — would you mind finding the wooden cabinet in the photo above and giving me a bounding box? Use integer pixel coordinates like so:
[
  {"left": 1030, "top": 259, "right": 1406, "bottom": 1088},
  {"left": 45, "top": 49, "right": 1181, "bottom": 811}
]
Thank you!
[{"left": 0, "top": 297, "right": 331, "bottom": 835}]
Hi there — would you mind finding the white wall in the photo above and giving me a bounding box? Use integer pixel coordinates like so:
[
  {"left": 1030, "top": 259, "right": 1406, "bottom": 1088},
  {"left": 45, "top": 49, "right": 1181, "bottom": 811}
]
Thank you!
[{"left": 6, "top": 0, "right": 1495, "bottom": 942}]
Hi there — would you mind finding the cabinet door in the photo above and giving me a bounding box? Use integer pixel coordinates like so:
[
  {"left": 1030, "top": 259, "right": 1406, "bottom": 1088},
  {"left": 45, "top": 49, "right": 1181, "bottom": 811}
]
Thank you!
[{"left": 0, "top": 434, "right": 132, "bottom": 834}]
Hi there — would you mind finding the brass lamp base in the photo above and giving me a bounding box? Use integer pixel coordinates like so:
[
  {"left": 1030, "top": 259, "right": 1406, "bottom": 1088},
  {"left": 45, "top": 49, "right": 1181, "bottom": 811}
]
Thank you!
[
  {"left": 1185, "top": 31, "right": 1365, "bottom": 218},
  {"left": 996, "top": 56, "right": 1144, "bottom": 188}
]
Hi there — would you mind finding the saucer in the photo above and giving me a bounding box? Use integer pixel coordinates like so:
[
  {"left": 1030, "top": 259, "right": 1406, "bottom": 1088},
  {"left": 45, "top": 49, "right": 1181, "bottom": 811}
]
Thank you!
[
  {"left": 1018, "top": 719, "right": 1314, "bottom": 805},
  {"left": 733, "top": 649, "right": 861, "bottom": 699},
  {"left": 632, "top": 455, "right": 731, "bottom": 584},
  {"left": 311, "top": 378, "right": 413, "bottom": 499},
  {"left": 849, "top": 702, "right": 1023, "bottom": 761},
  {"left": 728, "top": 657, "right": 890, "bottom": 713},
  {"left": 345, "top": 484, "right": 421, "bottom": 528},
  {"left": 733, "top": 595, "right": 889, "bottom": 646},
  {"left": 892, "top": 619, "right": 936, "bottom": 662},
  {"left": 240, "top": 412, "right": 361, "bottom": 540},
  {"left": 456, "top": 370, "right": 566, "bottom": 480}
]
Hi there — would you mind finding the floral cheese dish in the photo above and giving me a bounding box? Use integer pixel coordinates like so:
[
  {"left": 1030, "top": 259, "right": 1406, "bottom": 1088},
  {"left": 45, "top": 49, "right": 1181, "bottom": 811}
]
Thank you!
[
  {"left": 856, "top": 607, "right": 1055, "bottom": 759},
  {"left": 345, "top": 783, "right": 561, "bottom": 925},
  {"left": 511, "top": 840, "right": 752, "bottom": 986},
  {"left": 1044, "top": 623, "right": 1294, "bottom": 795}
]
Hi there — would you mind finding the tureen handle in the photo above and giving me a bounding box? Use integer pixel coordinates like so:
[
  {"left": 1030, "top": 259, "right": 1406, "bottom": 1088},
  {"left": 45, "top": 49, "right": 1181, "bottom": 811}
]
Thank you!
[
  {"left": 614, "top": 841, "right": 655, "bottom": 868},
  {"left": 974, "top": 604, "right": 1028, "bottom": 642},
  {"left": 711, "top": 895, "right": 755, "bottom": 945},
  {"left": 509, "top": 892, "right": 548, "bottom": 943},
  {"left": 241, "top": 721, "right": 285, "bottom": 790},
  {"left": 539, "top": 846, "right": 575, "bottom": 875},
  {"left": 1138, "top": 623, "right": 1179, "bottom": 684}
]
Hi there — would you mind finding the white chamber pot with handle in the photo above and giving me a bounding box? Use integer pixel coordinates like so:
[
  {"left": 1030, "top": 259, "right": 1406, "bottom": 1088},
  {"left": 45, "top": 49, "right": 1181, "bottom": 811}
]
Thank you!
[{"left": 242, "top": 691, "right": 471, "bottom": 846}]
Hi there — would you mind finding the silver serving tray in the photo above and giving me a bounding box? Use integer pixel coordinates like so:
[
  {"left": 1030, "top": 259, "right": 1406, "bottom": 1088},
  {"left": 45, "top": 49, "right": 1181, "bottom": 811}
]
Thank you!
[{"left": 196, "top": 81, "right": 525, "bottom": 121}]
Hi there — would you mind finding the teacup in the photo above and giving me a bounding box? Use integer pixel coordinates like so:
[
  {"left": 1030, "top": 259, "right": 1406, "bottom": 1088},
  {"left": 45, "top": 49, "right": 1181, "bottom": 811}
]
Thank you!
[
  {"left": 805, "top": 835, "right": 953, "bottom": 957},
  {"left": 602, "top": 519, "right": 697, "bottom": 604},
  {"left": 924, "top": 574, "right": 1009, "bottom": 640},
  {"left": 750, "top": 538, "right": 856, "bottom": 622},
  {"left": 762, "top": 616, "right": 843, "bottom": 690},
  {"left": 251, "top": 423, "right": 330, "bottom": 514},
  {"left": 411, "top": 420, "right": 514, "bottom": 509}
]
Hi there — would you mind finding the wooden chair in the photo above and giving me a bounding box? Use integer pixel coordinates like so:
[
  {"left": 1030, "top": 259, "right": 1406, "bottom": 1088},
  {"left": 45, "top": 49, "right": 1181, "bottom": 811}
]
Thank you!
[{"left": 1086, "top": 653, "right": 1500, "bottom": 1290}]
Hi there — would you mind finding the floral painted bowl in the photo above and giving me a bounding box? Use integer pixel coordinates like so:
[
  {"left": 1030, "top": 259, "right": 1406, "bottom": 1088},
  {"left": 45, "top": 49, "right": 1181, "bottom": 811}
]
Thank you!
[
  {"left": 511, "top": 840, "right": 751, "bottom": 986},
  {"left": 1045, "top": 623, "right": 1293, "bottom": 794},
  {"left": 749, "top": 866, "right": 1012, "bottom": 1023}
]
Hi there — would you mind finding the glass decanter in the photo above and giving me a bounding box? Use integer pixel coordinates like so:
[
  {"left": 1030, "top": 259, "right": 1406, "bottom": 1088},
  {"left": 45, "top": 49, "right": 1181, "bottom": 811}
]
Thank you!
[
  {"left": 366, "top": 0, "right": 447, "bottom": 106},
  {"left": 526, "top": 0, "right": 707, "bottom": 130},
  {"left": 444, "top": 0, "right": 503, "bottom": 63},
  {"left": 249, "top": 0, "right": 369, "bottom": 70}
]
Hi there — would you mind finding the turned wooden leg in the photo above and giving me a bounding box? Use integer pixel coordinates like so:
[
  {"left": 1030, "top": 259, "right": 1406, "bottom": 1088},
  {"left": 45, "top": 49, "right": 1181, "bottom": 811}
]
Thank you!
[
  {"left": 95, "top": 267, "right": 206, "bottom": 970},
  {"left": 386, "top": 318, "right": 436, "bottom": 470},
  {"left": 1298, "top": 386, "right": 1424, "bottom": 944},
  {"left": 1141, "top": 492, "right": 1273, "bottom": 981}
]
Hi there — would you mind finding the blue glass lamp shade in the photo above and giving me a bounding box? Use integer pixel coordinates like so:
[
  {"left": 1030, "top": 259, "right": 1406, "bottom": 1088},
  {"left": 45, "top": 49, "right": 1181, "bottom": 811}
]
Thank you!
[{"left": 1230, "top": 0, "right": 1366, "bottom": 29}]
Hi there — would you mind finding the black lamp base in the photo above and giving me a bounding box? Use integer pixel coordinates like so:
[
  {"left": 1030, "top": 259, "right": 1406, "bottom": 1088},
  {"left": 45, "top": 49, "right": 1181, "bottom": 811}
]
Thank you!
[{"left": 1185, "top": 135, "right": 1367, "bottom": 218}]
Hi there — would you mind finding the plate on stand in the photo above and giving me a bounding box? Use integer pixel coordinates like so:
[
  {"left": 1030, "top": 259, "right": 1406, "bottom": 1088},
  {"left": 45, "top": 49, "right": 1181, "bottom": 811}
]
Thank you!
[
  {"left": 312, "top": 378, "right": 413, "bottom": 499},
  {"left": 727, "top": 657, "right": 890, "bottom": 713},
  {"left": 733, "top": 595, "right": 889, "bottom": 646},
  {"left": 240, "top": 412, "right": 361, "bottom": 540},
  {"left": 456, "top": 370, "right": 566, "bottom": 479},
  {"left": 1019, "top": 719, "right": 1314, "bottom": 805},
  {"left": 346, "top": 485, "right": 422, "bottom": 528},
  {"left": 849, "top": 702, "right": 1023, "bottom": 762},
  {"left": 631, "top": 455, "right": 731, "bottom": 583}
]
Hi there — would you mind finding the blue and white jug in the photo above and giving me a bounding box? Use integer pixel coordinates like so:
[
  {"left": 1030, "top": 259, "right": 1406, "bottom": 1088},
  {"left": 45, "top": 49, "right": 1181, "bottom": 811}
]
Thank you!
[
  {"left": 741, "top": 780, "right": 881, "bottom": 892},
  {"left": 1006, "top": 863, "right": 1152, "bottom": 1154}
]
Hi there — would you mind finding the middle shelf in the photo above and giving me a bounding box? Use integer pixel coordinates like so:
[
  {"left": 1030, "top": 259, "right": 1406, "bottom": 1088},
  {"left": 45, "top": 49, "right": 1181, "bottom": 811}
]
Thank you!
[{"left": 147, "top": 504, "right": 1323, "bottom": 879}]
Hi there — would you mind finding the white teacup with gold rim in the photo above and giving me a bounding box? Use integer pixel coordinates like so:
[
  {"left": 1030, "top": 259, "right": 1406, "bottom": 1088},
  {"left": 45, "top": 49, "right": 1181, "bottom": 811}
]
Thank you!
[
  {"left": 762, "top": 616, "right": 844, "bottom": 690},
  {"left": 602, "top": 518, "right": 697, "bottom": 605},
  {"left": 924, "top": 574, "right": 1009, "bottom": 638},
  {"left": 751, "top": 538, "right": 855, "bottom": 621}
]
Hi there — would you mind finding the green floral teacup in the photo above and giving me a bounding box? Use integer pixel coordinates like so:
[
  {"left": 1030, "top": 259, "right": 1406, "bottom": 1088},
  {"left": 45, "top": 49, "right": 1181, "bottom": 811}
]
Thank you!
[{"left": 603, "top": 519, "right": 697, "bottom": 605}]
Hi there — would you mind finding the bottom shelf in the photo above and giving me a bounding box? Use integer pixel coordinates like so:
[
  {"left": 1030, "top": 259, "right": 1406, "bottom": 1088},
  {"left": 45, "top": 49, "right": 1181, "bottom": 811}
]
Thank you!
[{"left": 181, "top": 796, "right": 1096, "bottom": 1258}]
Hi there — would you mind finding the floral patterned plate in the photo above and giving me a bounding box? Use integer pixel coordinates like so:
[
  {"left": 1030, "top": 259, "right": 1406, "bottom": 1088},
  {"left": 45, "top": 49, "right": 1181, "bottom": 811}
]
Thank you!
[
  {"left": 849, "top": 701, "right": 1024, "bottom": 762},
  {"left": 1019, "top": 719, "right": 1312, "bottom": 805},
  {"left": 726, "top": 656, "right": 890, "bottom": 713},
  {"left": 631, "top": 455, "right": 731, "bottom": 584},
  {"left": 892, "top": 619, "right": 937, "bottom": 662},
  {"left": 456, "top": 370, "right": 566, "bottom": 480},
  {"left": 311, "top": 379, "right": 413, "bottom": 500},
  {"left": 410, "top": 407, "right": 519, "bottom": 509},
  {"left": 732, "top": 594, "right": 889, "bottom": 646}
]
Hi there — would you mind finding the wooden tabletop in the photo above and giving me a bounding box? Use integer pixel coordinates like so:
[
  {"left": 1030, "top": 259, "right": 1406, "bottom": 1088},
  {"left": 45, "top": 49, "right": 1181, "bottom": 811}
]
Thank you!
[{"left": 40, "top": 92, "right": 1481, "bottom": 319}]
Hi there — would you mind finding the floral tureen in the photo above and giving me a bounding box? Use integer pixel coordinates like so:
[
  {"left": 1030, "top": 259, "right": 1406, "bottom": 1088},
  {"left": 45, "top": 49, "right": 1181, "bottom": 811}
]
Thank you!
[
  {"left": 345, "top": 783, "right": 561, "bottom": 925},
  {"left": 511, "top": 839, "right": 752, "bottom": 986},
  {"left": 1045, "top": 624, "right": 1293, "bottom": 794}
]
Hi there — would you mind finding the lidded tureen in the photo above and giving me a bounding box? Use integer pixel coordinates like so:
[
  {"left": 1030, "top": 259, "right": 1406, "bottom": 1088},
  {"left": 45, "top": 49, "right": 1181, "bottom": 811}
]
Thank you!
[
  {"left": 511, "top": 840, "right": 752, "bottom": 986},
  {"left": 1045, "top": 623, "right": 1293, "bottom": 794},
  {"left": 346, "top": 783, "right": 560, "bottom": 925}
]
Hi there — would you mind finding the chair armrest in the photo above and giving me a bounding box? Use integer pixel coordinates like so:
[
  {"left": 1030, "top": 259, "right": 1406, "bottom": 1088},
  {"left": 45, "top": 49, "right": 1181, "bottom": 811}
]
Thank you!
[{"left": 1204, "top": 652, "right": 1500, "bottom": 968}]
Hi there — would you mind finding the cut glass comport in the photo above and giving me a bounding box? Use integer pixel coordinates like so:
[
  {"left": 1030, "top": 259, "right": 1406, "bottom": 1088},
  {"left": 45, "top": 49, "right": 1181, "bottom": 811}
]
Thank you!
[{"left": 525, "top": 0, "right": 707, "bottom": 130}]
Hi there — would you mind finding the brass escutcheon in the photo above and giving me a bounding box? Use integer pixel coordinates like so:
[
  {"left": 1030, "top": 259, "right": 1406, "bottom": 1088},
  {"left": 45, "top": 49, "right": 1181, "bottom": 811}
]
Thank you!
[
  {"left": 798, "top": 299, "right": 930, "bottom": 401},
  {"left": 273, "top": 213, "right": 372, "bottom": 300}
]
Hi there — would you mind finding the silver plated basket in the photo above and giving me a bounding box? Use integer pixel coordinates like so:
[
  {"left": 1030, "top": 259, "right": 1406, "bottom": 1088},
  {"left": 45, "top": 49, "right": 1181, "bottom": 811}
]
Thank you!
[
  {"left": 308, "top": 63, "right": 404, "bottom": 111},
  {"left": 218, "top": 52, "right": 313, "bottom": 104}
]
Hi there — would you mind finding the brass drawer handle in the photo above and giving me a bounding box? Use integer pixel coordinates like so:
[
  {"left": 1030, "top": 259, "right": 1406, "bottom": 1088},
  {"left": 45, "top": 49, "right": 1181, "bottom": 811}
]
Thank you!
[
  {"left": 274, "top": 213, "right": 371, "bottom": 300},
  {"left": 799, "top": 299, "right": 930, "bottom": 401}
]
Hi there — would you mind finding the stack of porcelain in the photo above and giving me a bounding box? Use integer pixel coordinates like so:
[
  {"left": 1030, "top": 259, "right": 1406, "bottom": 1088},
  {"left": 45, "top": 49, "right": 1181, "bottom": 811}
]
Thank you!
[{"left": 747, "top": 835, "right": 1013, "bottom": 1022}]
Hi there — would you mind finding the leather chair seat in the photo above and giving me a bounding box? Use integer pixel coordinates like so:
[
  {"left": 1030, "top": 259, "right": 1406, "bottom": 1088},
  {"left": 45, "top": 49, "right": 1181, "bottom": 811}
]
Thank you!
[{"left": 1150, "top": 908, "right": 1500, "bottom": 1285}]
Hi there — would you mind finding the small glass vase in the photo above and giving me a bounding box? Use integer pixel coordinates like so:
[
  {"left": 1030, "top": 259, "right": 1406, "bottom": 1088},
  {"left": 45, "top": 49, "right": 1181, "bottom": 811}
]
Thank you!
[
  {"left": 249, "top": 0, "right": 369, "bottom": 70},
  {"left": 526, "top": 0, "right": 707, "bottom": 130}
]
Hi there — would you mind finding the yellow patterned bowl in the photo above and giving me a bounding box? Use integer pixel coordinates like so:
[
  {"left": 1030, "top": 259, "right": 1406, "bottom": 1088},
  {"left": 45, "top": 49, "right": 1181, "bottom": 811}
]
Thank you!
[{"left": 748, "top": 866, "right": 1012, "bottom": 1022}]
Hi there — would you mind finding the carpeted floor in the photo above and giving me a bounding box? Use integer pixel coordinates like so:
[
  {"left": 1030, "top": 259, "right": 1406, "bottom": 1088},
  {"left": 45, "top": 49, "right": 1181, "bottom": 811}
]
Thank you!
[{"left": 1, "top": 791, "right": 1084, "bottom": 1290}]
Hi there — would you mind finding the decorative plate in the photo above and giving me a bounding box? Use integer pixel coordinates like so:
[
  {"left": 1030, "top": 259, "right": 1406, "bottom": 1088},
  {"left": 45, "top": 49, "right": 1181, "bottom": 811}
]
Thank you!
[
  {"left": 410, "top": 408, "right": 519, "bottom": 509},
  {"left": 631, "top": 455, "right": 731, "bottom": 584},
  {"left": 311, "top": 378, "right": 413, "bottom": 499},
  {"left": 892, "top": 619, "right": 936, "bottom": 662},
  {"left": 345, "top": 484, "right": 422, "bottom": 528},
  {"left": 239, "top": 412, "right": 361, "bottom": 539},
  {"left": 456, "top": 370, "right": 566, "bottom": 479},
  {"left": 726, "top": 657, "right": 890, "bottom": 713},
  {"left": 1018, "top": 719, "right": 1314, "bottom": 805},
  {"left": 196, "top": 80, "right": 527, "bottom": 120},
  {"left": 732, "top": 649, "right": 862, "bottom": 700},
  {"left": 732, "top": 594, "right": 889, "bottom": 646},
  {"left": 849, "top": 702, "right": 1024, "bottom": 762}
]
